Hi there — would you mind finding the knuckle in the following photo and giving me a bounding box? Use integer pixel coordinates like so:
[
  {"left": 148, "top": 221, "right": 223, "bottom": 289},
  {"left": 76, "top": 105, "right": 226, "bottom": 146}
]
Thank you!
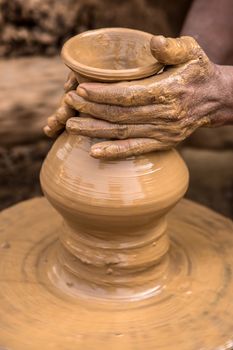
[
  {"left": 117, "top": 124, "right": 129, "bottom": 139},
  {"left": 148, "top": 126, "right": 158, "bottom": 138},
  {"left": 174, "top": 105, "right": 184, "bottom": 120}
]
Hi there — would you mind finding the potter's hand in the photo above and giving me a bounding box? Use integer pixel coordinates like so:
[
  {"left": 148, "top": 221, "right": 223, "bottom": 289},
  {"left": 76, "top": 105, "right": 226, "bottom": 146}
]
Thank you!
[
  {"left": 65, "top": 36, "right": 229, "bottom": 159},
  {"left": 44, "top": 71, "right": 78, "bottom": 137}
]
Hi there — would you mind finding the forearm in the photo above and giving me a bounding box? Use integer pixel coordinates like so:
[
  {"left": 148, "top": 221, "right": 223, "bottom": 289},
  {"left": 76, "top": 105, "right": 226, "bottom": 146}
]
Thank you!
[{"left": 181, "top": 0, "right": 233, "bottom": 65}]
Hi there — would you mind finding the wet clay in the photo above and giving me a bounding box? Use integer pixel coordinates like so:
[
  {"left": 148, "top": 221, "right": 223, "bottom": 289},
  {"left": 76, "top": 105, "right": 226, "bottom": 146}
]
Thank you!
[
  {"left": 1, "top": 196, "right": 233, "bottom": 349},
  {"left": 40, "top": 133, "right": 188, "bottom": 298},
  {"left": 1, "top": 133, "right": 233, "bottom": 350},
  {"left": 61, "top": 28, "right": 162, "bottom": 81}
]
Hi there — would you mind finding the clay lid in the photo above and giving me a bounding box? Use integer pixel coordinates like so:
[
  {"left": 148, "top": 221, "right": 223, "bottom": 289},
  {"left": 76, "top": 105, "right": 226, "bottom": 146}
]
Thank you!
[{"left": 61, "top": 28, "right": 162, "bottom": 81}]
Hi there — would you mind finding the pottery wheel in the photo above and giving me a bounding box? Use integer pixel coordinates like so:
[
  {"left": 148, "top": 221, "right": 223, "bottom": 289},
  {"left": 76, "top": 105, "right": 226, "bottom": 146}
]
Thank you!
[{"left": 0, "top": 197, "right": 233, "bottom": 350}]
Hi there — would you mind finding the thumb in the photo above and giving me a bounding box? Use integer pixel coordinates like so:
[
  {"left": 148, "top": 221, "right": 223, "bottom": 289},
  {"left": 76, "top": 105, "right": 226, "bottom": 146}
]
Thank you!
[{"left": 150, "top": 35, "right": 207, "bottom": 65}]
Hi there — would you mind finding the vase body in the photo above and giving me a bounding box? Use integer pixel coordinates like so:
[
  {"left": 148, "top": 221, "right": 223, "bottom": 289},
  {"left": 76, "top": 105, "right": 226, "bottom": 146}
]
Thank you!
[{"left": 40, "top": 132, "right": 189, "bottom": 298}]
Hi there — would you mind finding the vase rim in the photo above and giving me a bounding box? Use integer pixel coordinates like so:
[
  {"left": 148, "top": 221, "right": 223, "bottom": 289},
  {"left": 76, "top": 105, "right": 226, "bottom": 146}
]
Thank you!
[{"left": 61, "top": 27, "right": 162, "bottom": 81}]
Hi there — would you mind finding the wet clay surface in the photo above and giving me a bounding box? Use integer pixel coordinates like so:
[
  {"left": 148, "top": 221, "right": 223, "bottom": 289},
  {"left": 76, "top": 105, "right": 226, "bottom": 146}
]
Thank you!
[
  {"left": 0, "top": 132, "right": 229, "bottom": 349},
  {"left": 1, "top": 197, "right": 233, "bottom": 349},
  {"left": 40, "top": 132, "right": 188, "bottom": 298}
]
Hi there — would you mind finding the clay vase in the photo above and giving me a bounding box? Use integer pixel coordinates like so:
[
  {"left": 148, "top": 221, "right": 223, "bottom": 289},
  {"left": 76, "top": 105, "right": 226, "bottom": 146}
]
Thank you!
[
  {"left": 40, "top": 28, "right": 189, "bottom": 298},
  {"left": 40, "top": 134, "right": 188, "bottom": 298}
]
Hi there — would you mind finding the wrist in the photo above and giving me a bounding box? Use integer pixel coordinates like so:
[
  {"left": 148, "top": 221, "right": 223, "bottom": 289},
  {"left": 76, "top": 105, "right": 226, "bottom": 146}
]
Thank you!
[{"left": 210, "top": 65, "right": 233, "bottom": 126}]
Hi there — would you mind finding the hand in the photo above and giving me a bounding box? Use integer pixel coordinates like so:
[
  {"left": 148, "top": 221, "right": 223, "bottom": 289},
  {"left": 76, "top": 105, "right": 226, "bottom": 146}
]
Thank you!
[
  {"left": 44, "top": 71, "right": 78, "bottom": 138},
  {"left": 65, "top": 36, "right": 228, "bottom": 159}
]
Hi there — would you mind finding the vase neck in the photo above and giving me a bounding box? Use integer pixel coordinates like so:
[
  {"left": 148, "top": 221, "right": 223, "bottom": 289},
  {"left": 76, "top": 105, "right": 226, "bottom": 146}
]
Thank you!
[{"left": 49, "top": 216, "right": 170, "bottom": 299}]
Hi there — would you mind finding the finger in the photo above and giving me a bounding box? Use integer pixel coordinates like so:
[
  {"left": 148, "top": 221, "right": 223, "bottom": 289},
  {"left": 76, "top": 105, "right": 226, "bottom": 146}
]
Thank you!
[
  {"left": 55, "top": 103, "right": 77, "bottom": 124},
  {"left": 65, "top": 91, "right": 174, "bottom": 124},
  {"left": 64, "top": 71, "right": 78, "bottom": 92},
  {"left": 43, "top": 125, "right": 61, "bottom": 138},
  {"left": 150, "top": 35, "right": 208, "bottom": 65},
  {"left": 54, "top": 91, "right": 78, "bottom": 124},
  {"left": 66, "top": 117, "right": 121, "bottom": 138},
  {"left": 76, "top": 74, "right": 167, "bottom": 107},
  {"left": 44, "top": 90, "right": 77, "bottom": 138},
  {"left": 90, "top": 138, "right": 172, "bottom": 159},
  {"left": 66, "top": 117, "right": 180, "bottom": 141},
  {"left": 47, "top": 115, "right": 64, "bottom": 132}
]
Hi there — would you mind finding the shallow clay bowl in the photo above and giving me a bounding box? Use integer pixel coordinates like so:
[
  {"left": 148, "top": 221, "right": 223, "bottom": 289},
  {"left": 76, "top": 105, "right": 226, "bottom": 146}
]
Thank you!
[{"left": 61, "top": 27, "right": 162, "bottom": 81}]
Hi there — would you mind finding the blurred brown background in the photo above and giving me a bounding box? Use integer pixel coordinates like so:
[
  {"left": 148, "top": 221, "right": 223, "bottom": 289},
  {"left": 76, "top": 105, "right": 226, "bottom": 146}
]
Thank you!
[{"left": 0, "top": 0, "right": 232, "bottom": 218}]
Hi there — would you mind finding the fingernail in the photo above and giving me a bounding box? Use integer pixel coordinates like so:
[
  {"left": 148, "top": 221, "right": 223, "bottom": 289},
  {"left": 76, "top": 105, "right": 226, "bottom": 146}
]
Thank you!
[
  {"left": 66, "top": 119, "right": 80, "bottom": 133},
  {"left": 77, "top": 86, "right": 88, "bottom": 99},
  {"left": 44, "top": 125, "right": 57, "bottom": 138},
  {"left": 66, "top": 119, "right": 72, "bottom": 128},
  {"left": 151, "top": 35, "right": 167, "bottom": 52},
  {"left": 64, "top": 91, "right": 74, "bottom": 105},
  {"left": 65, "top": 91, "right": 82, "bottom": 107},
  {"left": 90, "top": 146, "right": 103, "bottom": 158}
]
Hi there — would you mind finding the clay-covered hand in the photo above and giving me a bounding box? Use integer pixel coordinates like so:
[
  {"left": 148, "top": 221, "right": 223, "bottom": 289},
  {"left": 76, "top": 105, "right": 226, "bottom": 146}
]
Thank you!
[
  {"left": 65, "top": 36, "right": 228, "bottom": 159},
  {"left": 44, "top": 71, "right": 78, "bottom": 138}
]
